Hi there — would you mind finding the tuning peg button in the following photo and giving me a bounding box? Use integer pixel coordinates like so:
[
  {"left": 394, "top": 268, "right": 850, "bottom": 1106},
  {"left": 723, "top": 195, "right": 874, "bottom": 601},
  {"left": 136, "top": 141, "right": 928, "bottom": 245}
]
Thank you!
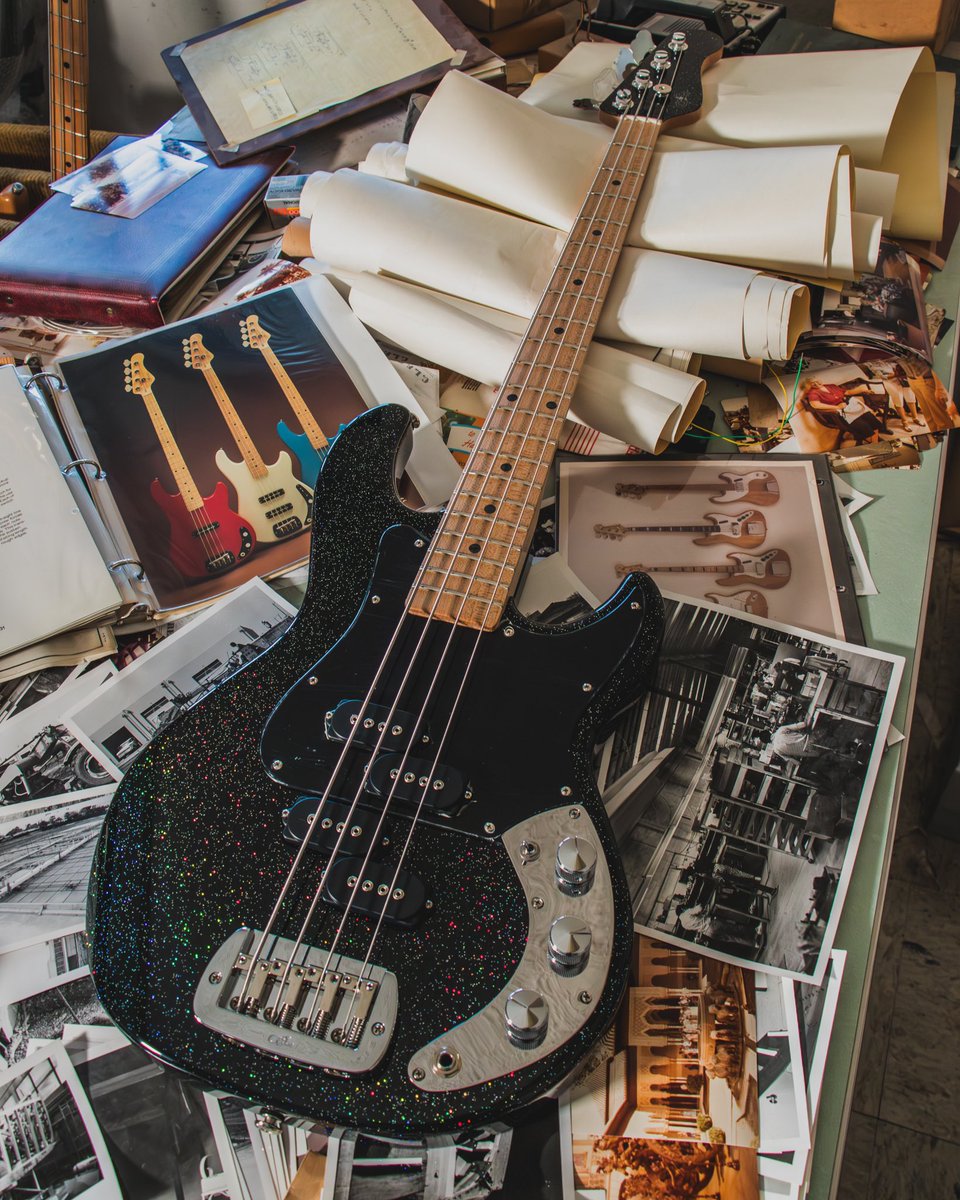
[
  {"left": 556, "top": 836, "right": 597, "bottom": 896},
  {"left": 504, "top": 989, "right": 549, "bottom": 1048}
]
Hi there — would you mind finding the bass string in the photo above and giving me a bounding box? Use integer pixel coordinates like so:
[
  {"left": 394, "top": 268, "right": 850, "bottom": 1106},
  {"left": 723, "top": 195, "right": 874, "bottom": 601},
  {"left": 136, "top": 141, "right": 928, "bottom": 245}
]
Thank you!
[
  {"left": 287, "top": 97, "right": 669, "bottom": 1026},
  {"left": 243, "top": 65, "right": 672, "bottom": 1013},
  {"left": 330, "top": 88, "right": 677, "bottom": 1032}
]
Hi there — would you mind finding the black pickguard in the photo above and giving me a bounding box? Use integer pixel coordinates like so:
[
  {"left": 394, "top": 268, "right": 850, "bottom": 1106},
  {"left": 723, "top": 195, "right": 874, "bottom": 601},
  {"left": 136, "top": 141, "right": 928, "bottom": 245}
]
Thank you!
[{"left": 88, "top": 404, "right": 664, "bottom": 1137}]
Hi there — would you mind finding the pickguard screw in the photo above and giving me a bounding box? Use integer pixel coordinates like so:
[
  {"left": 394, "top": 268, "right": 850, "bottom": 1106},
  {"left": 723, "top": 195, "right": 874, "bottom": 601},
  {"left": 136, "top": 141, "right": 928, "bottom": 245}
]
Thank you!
[
  {"left": 308, "top": 676, "right": 318, "bottom": 685},
  {"left": 582, "top": 682, "right": 593, "bottom": 693},
  {"left": 325, "top": 710, "right": 334, "bottom": 719},
  {"left": 372, "top": 1022, "right": 385, "bottom": 1036},
  {"left": 503, "top": 625, "right": 515, "bottom": 637},
  {"left": 630, "top": 601, "right": 640, "bottom": 610},
  {"left": 371, "top": 594, "right": 381, "bottom": 604},
  {"left": 532, "top": 896, "right": 544, "bottom": 910},
  {"left": 425, "top": 899, "right": 433, "bottom": 909},
  {"left": 560, "top": 786, "right": 572, "bottom": 797},
  {"left": 271, "top": 759, "right": 283, "bottom": 771},
  {"left": 412, "top": 1067, "right": 426, "bottom": 1081},
  {"left": 209, "top": 972, "right": 222, "bottom": 984},
  {"left": 569, "top": 807, "right": 581, "bottom": 819},
  {"left": 281, "top": 809, "right": 289, "bottom": 819},
  {"left": 578, "top": 991, "right": 592, "bottom": 1004},
  {"left": 414, "top": 539, "right": 425, "bottom": 548},
  {"left": 483, "top": 821, "right": 496, "bottom": 834}
]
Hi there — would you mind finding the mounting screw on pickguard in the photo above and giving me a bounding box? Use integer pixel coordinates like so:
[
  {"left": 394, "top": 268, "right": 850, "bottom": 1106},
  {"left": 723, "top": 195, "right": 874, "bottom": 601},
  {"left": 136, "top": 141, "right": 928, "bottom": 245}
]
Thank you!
[
  {"left": 503, "top": 625, "right": 515, "bottom": 637},
  {"left": 271, "top": 759, "right": 283, "bottom": 771},
  {"left": 531, "top": 896, "right": 545, "bottom": 910},
  {"left": 414, "top": 539, "right": 425, "bottom": 548},
  {"left": 630, "top": 601, "right": 640, "bottom": 610},
  {"left": 578, "top": 991, "right": 592, "bottom": 1004},
  {"left": 569, "top": 807, "right": 581, "bottom": 819},
  {"left": 582, "top": 682, "right": 593, "bottom": 692},
  {"left": 208, "top": 972, "right": 222, "bottom": 984},
  {"left": 483, "top": 821, "right": 496, "bottom": 834},
  {"left": 370, "top": 594, "right": 381, "bottom": 604},
  {"left": 308, "top": 676, "right": 318, "bottom": 685},
  {"left": 560, "top": 786, "right": 572, "bottom": 797},
  {"left": 411, "top": 1067, "right": 426, "bottom": 1081}
]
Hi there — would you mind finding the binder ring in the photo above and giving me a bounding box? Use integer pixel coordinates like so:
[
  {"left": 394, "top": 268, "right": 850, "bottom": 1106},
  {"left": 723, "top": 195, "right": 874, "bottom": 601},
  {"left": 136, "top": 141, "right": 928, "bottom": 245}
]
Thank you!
[
  {"left": 25, "top": 371, "right": 66, "bottom": 393},
  {"left": 108, "top": 557, "right": 146, "bottom": 581},
  {"left": 62, "top": 458, "right": 106, "bottom": 481}
]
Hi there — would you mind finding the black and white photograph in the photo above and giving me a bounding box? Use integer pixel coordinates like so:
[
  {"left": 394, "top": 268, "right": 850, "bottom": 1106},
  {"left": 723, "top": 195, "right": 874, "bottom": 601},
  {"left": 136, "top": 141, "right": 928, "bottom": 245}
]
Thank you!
[
  {"left": 755, "top": 976, "right": 809, "bottom": 1155},
  {"left": 0, "top": 663, "right": 117, "bottom": 841},
  {"left": 68, "top": 1035, "right": 235, "bottom": 1200},
  {"left": 1, "top": 970, "right": 110, "bottom": 1065},
  {"left": 597, "top": 594, "right": 902, "bottom": 982},
  {"left": 63, "top": 580, "right": 296, "bottom": 781},
  {"left": 0, "top": 668, "right": 82, "bottom": 724},
  {"left": 795, "top": 950, "right": 846, "bottom": 1123},
  {"left": 0, "top": 1041, "right": 120, "bottom": 1200}
]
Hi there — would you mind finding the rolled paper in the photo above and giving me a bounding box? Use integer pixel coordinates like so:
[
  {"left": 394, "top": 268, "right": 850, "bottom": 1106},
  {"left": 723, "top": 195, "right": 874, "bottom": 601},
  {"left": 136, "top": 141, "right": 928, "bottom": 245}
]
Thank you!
[
  {"left": 358, "top": 141, "right": 411, "bottom": 181},
  {"left": 307, "top": 168, "right": 563, "bottom": 317},
  {"left": 281, "top": 217, "right": 312, "bottom": 258},
  {"left": 405, "top": 69, "right": 872, "bottom": 279},
  {"left": 339, "top": 271, "right": 703, "bottom": 453}
]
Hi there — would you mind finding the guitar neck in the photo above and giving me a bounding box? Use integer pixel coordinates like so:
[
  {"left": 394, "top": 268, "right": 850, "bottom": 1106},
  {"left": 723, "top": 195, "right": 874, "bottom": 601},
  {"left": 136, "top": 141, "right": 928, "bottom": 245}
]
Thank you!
[
  {"left": 48, "top": 0, "right": 90, "bottom": 179},
  {"left": 633, "top": 563, "right": 732, "bottom": 574},
  {"left": 200, "top": 367, "right": 268, "bottom": 479},
  {"left": 140, "top": 390, "right": 205, "bottom": 511},
  {"left": 411, "top": 115, "right": 665, "bottom": 631},
  {"left": 617, "top": 525, "right": 715, "bottom": 534},
  {"left": 256, "top": 343, "right": 329, "bottom": 452}
]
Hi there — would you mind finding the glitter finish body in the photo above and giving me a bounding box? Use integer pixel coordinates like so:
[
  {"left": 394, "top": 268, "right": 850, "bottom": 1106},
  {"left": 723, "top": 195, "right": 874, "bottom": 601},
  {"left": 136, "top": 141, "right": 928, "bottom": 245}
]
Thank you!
[{"left": 88, "top": 403, "right": 663, "bottom": 1137}]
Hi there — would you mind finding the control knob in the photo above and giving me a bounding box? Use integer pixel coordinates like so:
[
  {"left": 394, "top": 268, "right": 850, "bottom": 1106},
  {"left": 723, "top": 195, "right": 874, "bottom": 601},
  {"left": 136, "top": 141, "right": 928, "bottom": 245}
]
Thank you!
[
  {"left": 555, "top": 836, "right": 597, "bottom": 895},
  {"left": 504, "top": 988, "right": 549, "bottom": 1048},
  {"left": 548, "top": 915, "right": 592, "bottom": 975}
]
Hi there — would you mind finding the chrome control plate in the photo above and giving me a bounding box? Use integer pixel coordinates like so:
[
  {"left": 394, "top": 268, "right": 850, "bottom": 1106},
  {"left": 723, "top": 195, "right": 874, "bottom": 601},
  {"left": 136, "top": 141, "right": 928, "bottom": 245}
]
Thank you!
[{"left": 407, "top": 805, "right": 613, "bottom": 1091}]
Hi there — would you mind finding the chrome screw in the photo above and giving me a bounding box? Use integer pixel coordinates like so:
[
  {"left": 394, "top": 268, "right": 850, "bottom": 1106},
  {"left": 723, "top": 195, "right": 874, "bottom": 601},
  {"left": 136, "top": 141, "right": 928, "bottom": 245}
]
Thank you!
[
  {"left": 209, "top": 972, "right": 222, "bottom": 984},
  {"left": 372, "top": 1022, "right": 385, "bottom": 1036},
  {"left": 531, "top": 896, "right": 545, "bottom": 910},
  {"left": 582, "top": 682, "right": 593, "bottom": 693},
  {"left": 483, "top": 821, "right": 496, "bottom": 834},
  {"left": 569, "top": 807, "right": 581, "bottom": 819},
  {"left": 560, "top": 786, "right": 572, "bottom": 797},
  {"left": 412, "top": 1067, "right": 426, "bottom": 1081},
  {"left": 371, "top": 594, "right": 381, "bottom": 604},
  {"left": 578, "top": 991, "right": 592, "bottom": 1004},
  {"left": 503, "top": 625, "right": 515, "bottom": 637}
]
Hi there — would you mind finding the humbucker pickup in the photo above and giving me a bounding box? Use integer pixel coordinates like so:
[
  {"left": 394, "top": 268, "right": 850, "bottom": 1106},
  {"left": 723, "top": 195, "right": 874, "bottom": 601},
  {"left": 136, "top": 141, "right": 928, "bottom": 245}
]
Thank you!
[{"left": 282, "top": 796, "right": 387, "bottom": 855}]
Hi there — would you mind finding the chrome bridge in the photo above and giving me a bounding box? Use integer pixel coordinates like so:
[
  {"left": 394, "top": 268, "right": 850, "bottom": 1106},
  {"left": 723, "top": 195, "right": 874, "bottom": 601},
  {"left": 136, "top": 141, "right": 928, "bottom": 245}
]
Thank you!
[{"left": 193, "top": 928, "right": 397, "bottom": 1073}]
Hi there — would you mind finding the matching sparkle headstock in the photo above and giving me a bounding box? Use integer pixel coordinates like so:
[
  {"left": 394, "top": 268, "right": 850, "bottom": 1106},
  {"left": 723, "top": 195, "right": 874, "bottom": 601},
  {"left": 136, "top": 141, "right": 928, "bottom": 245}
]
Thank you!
[{"left": 599, "top": 27, "right": 723, "bottom": 128}]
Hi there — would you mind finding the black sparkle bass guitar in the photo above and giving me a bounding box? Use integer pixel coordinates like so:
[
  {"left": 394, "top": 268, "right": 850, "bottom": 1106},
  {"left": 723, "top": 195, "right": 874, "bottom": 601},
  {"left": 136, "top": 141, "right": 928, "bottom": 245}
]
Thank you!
[{"left": 87, "top": 31, "right": 721, "bottom": 1138}]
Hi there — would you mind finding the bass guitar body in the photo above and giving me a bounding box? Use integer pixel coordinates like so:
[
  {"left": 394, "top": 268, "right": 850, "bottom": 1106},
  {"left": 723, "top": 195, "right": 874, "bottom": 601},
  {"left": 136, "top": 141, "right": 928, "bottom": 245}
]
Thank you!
[
  {"left": 89, "top": 405, "right": 662, "bottom": 1137},
  {"left": 149, "top": 478, "right": 255, "bottom": 579}
]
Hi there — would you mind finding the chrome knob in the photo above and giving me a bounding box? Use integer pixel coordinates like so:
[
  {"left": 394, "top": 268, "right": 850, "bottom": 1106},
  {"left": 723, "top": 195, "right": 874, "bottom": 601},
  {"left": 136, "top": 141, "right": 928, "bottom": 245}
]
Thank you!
[
  {"left": 548, "top": 915, "right": 592, "bottom": 975},
  {"left": 504, "top": 988, "right": 549, "bottom": 1048},
  {"left": 556, "top": 836, "right": 597, "bottom": 896}
]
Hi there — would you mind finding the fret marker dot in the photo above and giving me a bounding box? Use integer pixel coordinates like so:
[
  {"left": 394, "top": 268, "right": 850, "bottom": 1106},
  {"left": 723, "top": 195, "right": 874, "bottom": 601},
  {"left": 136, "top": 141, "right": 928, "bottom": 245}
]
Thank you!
[
  {"left": 501, "top": 463, "right": 512, "bottom": 472},
  {"left": 573, "top": 279, "right": 583, "bottom": 286},
  {"left": 554, "top": 326, "right": 565, "bottom": 335},
  {"left": 592, "top": 229, "right": 601, "bottom": 236},
  {"left": 469, "top": 543, "right": 481, "bottom": 553},
  {"left": 612, "top": 179, "right": 621, "bottom": 187},
  {"left": 507, "top": 392, "right": 518, "bottom": 402},
  {"left": 546, "top": 401, "right": 558, "bottom": 410},
  {"left": 484, "top": 503, "right": 496, "bottom": 514}
]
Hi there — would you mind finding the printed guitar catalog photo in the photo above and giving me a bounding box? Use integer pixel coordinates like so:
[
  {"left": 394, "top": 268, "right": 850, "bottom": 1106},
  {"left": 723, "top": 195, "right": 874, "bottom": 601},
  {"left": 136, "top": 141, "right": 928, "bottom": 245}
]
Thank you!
[{"left": 2, "top": 4, "right": 960, "bottom": 1200}]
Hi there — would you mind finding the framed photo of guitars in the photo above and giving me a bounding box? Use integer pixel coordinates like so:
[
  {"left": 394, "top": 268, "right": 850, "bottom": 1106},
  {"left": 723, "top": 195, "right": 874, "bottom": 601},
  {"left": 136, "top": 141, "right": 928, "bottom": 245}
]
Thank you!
[
  {"left": 557, "top": 455, "right": 861, "bottom": 642},
  {"left": 51, "top": 277, "right": 457, "bottom": 615}
]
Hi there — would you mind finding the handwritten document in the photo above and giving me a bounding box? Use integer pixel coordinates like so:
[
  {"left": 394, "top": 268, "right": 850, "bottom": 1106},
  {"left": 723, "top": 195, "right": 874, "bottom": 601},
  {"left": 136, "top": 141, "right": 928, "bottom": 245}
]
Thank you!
[{"left": 179, "top": 0, "right": 457, "bottom": 149}]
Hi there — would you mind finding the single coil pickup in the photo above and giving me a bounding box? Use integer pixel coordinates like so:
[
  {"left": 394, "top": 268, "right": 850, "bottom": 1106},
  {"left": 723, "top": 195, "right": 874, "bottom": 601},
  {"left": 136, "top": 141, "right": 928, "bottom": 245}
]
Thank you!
[
  {"left": 323, "top": 856, "right": 427, "bottom": 928},
  {"left": 259, "top": 488, "right": 285, "bottom": 504},
  {"left": 282, "top": 796, "right": 387, "bottom": 856},
  {"left": 366, "top": 754, "right": 468, "bottom": 812},
  {"left": 191, "top": 521, "right": 221, "bottom": 537},
  {"left": 274, "top": 516, "right": 303, "bottom": 538},
  {"left": 325, "top": 700, "right": 427, "bottom": 751}
]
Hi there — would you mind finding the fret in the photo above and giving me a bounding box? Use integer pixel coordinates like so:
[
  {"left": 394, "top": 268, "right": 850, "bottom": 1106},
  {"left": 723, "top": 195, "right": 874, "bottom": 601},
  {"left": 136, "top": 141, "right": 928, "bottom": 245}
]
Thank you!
[
  {"left": 466, "top": 452, "right": 551, "bottom": 472},
  {"left": 475, "top": 431, "right": 554, "bottom": 449},
  {"left": 49, "top": 75, "right": 89, "bottom": 87},
  {"left": 441, "top": 510, "right": 529, "bottom": 533},
  {"left": 421, "top": 567, "right": 513, "bottom": 590},
  {"left": 435, "top": 531, "right": 522, "bottom": 554}
]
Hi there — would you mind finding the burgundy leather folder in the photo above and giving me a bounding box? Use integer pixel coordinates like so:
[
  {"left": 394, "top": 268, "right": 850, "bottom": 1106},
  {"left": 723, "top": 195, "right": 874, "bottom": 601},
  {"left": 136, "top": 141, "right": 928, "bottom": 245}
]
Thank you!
[{"left": 0, "top": 138, "right": 290, "bottom": 328}]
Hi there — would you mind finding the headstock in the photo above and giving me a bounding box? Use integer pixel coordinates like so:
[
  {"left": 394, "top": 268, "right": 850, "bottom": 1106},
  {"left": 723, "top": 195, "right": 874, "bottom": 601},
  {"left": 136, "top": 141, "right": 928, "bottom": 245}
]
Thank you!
[
  {"left": 598, "top": 27, "right": 723, "bottom": 129},
  {"left": 594, "top": 523, "right": 626, "bottom": 540},
  {"left": 124, "top": 353, "right": 155, "bottom": 396},
  {"left": 239, "top": 315, "right": 270, "bottom": 350},
  {"left": 183, "top": 333, "right": 214, "bottom": 371}
]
